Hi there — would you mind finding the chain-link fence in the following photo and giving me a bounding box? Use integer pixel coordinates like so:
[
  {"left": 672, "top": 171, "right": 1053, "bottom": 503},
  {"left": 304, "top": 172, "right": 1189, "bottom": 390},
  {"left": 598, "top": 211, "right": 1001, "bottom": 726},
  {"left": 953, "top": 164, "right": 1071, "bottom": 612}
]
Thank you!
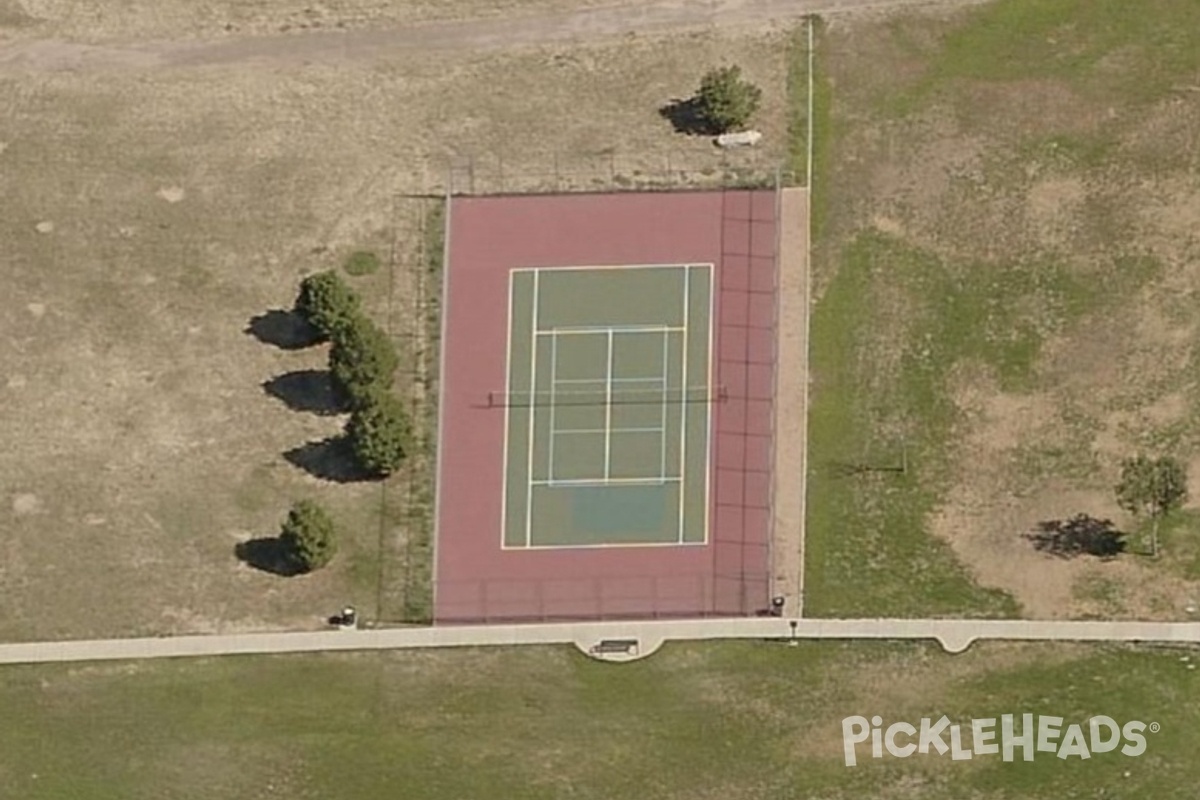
[
  {"left": 404, "top": 150, "right": 798, "bottom": 197},
  {"left": 433, "top": 571, "right": 772, "bottom": 623}
]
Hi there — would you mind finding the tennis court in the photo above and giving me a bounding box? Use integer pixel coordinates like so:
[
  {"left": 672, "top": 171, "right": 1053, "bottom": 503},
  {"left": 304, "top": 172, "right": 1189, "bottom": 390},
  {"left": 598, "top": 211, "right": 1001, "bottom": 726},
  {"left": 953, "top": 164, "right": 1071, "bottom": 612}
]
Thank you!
[{"left": 499, "top": 264, "right": 714, "bottom": 548}]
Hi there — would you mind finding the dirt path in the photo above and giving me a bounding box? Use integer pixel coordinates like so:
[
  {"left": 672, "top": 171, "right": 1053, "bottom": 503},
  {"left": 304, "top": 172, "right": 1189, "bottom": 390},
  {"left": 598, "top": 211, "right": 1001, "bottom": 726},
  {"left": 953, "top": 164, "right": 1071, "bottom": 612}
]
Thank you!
[
  {"left": 772, "top": 187, "right": 810, "bottom": 616},
  {"left": 0, "top": 0, "right": 987, "bottom": 73}
]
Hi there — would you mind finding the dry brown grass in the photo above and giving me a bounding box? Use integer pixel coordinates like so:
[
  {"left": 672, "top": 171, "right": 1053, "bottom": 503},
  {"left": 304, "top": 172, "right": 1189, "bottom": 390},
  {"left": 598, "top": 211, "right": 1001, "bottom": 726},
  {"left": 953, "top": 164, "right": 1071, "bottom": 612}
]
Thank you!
[
  {"left": 0, "top": 29, "right": 789, "bottom": 640},
  {"left": 1, "top": 0, "right": 620, "bottom": 42}
]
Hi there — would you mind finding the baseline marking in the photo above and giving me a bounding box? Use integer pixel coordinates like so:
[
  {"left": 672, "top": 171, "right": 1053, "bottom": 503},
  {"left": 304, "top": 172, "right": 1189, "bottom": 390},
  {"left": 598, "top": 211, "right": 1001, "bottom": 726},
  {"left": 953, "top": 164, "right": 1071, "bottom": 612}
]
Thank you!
[
  {"left": 511, "top": 263, "right": 702, "bottom": 274},
  {"left": 533, "top": 477, "right": 681, "bottom": 488},
  {"left": 555, "top": 376, "right": 664, "bottom": 386},
  {"left": 538, "top": 325, "right": 683, "bottom": 336},
  {"left": 555, "top": 426, "right": 664, "bottom": 435}
]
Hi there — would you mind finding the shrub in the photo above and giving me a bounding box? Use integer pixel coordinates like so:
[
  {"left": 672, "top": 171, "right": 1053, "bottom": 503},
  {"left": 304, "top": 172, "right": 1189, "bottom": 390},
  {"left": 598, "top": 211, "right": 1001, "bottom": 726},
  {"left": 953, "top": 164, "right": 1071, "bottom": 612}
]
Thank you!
[
  {"left": 696, "top": 65, "right": 762, "bottom": 134},
  {"left": 329, "top": 316, "right": 398, "bottom": 408},
  {"left": 279, "top": 500, "right": 338, "bottom": 572},
  {"left": 347, "top": 392, "right": 412, "bottom": 476},
  {"left": 344, "top": 251, "right": 380, "bottom": 277},
  {"left": 295, "top": 270, "right": 361, "bottom": 340}
]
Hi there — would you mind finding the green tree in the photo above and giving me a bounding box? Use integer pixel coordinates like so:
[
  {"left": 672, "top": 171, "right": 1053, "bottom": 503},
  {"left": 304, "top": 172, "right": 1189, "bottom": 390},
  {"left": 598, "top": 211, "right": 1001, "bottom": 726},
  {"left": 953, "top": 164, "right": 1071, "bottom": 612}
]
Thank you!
[
  {"left": 329, "top": 316, "right": 398, "bottom": 408},
  {"left": 295, "top": 270, "right": 361, "bottom": 340},
  {"left": 696, "top": 65, "right": 762, "bottom": 134},
  {"left": 279, "top": 500, "right": 338, "bottom": 572},
  {"left": 1115, "top": 454, "right": 1187, "bottom": 557},
  {"left": 347, "top": 392, "right": 412, "bottom": 476}
]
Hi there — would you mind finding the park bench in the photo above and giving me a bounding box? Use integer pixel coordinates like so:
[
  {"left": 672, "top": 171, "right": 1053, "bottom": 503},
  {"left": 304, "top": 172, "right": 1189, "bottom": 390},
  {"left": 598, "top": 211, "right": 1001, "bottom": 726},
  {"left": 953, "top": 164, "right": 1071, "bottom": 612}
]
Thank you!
[{"left": 589, "top": 639, "right": 639, "bottom": 656}]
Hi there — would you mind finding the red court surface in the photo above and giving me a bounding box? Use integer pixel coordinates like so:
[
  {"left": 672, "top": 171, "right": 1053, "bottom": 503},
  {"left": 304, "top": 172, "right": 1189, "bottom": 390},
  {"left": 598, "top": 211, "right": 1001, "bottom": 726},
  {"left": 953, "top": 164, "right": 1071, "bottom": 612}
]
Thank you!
[{"left": 435, "top": 190, "right": 778, "bottom": 622}]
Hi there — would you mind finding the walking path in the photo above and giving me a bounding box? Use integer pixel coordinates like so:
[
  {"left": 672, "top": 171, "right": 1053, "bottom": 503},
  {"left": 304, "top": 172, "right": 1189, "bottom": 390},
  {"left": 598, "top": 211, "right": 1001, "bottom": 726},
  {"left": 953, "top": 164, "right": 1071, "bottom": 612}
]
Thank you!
[
  {"left": 0, "top": 617, "right": 1197, "bottom": 666},
  {"left": 770, "top": 187, "right": 810, "bottom": 617},
  {"left": 0, "top": 0, "right": 989, "bottom": 73}
]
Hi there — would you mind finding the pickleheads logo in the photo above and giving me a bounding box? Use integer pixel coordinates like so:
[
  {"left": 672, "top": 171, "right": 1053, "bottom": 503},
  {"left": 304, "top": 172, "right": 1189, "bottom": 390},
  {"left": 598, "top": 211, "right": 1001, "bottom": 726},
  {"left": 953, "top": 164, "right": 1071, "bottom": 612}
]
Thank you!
[{"left": 842, "top": 714, "right": 1159, "bottom": 766}]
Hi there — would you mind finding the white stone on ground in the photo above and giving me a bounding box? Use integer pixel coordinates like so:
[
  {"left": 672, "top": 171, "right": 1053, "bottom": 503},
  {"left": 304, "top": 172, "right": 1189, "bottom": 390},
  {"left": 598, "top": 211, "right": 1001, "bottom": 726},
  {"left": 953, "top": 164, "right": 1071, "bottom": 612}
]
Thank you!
[{"left": 12, "top": 494, "right": 40, "bottom": 515}]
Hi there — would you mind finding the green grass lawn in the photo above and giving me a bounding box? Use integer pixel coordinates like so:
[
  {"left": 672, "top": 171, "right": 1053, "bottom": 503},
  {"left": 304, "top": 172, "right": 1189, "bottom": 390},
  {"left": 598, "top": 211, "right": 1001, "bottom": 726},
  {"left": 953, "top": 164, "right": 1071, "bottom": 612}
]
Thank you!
[
  {"left": 800, "top": 0, "right": 1200, "bottom": 617},
  {"left": 911, "top": 0, "right": 1200, "bottom": 103},
  {"left": 1, "top": 642, "right": 1196, "bottom": 798}
]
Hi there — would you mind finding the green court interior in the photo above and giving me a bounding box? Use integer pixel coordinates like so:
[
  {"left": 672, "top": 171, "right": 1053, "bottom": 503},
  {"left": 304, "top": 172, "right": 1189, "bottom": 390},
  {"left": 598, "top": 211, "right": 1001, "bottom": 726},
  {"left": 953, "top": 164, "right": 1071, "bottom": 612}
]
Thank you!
[{"left": 501, "top": 264, "right": 713, "bottom": 548}]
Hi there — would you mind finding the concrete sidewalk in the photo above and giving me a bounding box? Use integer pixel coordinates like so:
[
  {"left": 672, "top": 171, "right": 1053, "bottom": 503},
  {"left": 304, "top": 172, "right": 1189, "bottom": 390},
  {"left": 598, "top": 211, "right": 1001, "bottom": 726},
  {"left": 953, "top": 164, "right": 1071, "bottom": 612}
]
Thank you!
[{"left": 1, "top": 617, "right": 1197, "bottom": 666}]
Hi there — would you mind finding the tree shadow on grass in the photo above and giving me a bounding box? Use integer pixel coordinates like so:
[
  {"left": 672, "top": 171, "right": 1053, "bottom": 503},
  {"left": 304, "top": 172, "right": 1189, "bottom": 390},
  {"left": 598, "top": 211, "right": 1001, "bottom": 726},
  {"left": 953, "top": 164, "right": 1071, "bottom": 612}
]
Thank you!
[
  {"left": 245, "top": 309, "right": 323, "bottom": 350},
  {"left": 235, "top": 537, "right": 304, "bottom": 577},
  {"left": 1023, "top": 514, "right": 1127, "bottom": 560},
  {"left": 658, "top": 97, "right": 717, "bottom": 136},
  {"left": 283, "top": 436, "right": 377, "bottom": 483},
  {"left": 263, "top": 370, "right": 348, "bottom": 416}
]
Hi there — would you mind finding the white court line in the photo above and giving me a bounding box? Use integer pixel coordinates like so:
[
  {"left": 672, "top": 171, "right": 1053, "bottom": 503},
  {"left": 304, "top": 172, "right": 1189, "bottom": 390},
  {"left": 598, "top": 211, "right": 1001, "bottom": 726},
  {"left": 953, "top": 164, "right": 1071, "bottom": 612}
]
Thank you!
[
  {"left": 537, "top": 325, "right": 683, "bottom": 336},
  {"left": 511, "top": 263, "right": 707, "bottom": 275},
  {"left": 510, "top": 264, "right": 717, "bottom": 549},
  {"left": 531, "top": 477, "right": 682, "bottom": 487},
  {"left": 524, "top": 269, "right": 540, "bottom": 549},
  {"left": 702, "top": 264, "right": 715, "bottom": 548},
  {"left": 604, "top": 329, "right": 614, "bottom": 479},
  {"left": 554, "top": 376, "right": 664, "bottom": 385},
  {"left": 498, "top": 269, "right": 516, "bottom": 550},
  {"left": 677, "top": 266, "right": 691, "bottom": 544},
  {"left": 548, "top": 329, "right": 559, "bottom": 482},
  {"left": 555, "top": 427, "right": 664, "bottom": 435}
]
